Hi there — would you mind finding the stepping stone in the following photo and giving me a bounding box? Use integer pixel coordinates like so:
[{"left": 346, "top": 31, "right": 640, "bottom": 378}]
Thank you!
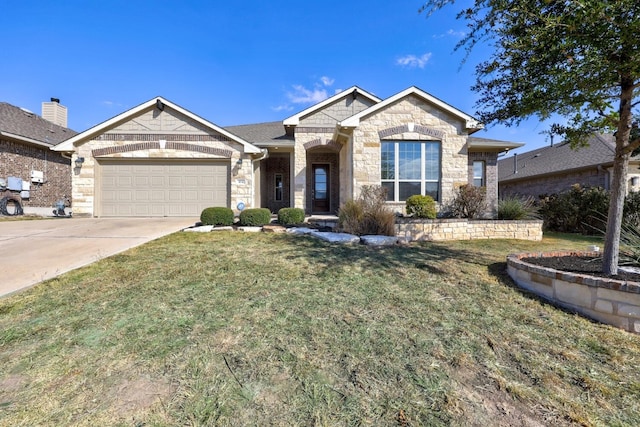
[
  {"left": 310, "top": 231, "right": 360, "bottom": 244},
  {"left": 360, "top": 235, "right": 398, "bottom": 247}
]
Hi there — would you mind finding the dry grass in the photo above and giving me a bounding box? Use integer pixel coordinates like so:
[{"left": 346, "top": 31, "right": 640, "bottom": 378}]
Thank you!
[{"left": 1, "top": 231, "right": 639, "bottom": 426}]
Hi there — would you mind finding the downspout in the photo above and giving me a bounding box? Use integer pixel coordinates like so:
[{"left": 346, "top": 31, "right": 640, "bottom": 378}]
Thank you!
[{"left": 251, "top": 149, "right": 269, "bottom": 209}]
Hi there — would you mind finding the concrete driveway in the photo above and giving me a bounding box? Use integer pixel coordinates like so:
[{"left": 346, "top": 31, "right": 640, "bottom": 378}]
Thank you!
[{"left": 0, "top": 217, "right": 196, "bottom": 298}]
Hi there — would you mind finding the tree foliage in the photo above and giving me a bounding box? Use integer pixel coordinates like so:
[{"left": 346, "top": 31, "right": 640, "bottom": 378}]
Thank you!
[{"left": 421, "top": 0, "right": 640, "bottom": 274}]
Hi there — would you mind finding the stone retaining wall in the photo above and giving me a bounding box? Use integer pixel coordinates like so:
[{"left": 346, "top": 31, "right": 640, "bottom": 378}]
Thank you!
[
  {"left": 395, "top": 218, "right": 543, "bottom": 241},
  {"left": 507, "top": 251, "right": 640, "bottom": 333}
]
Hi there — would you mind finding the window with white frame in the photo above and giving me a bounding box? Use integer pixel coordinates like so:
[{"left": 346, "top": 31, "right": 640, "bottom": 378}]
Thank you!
[
  {"left": 381, "top": 141, "right": 441, "bottom": 201},
  {"left": 473, "top": 160, "right": 485, "bottom": 187}
]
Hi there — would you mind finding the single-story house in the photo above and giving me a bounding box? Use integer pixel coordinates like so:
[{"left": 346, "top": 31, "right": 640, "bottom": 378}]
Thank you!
[
  {"left": 498, "top": 133, "right": 640, "bottom": 198},
  {"left": 52, "top": 86, "right": 522, "bottom": 217},
  {"left": 0, "top": 100, "right": 76, "bottom": 208}
]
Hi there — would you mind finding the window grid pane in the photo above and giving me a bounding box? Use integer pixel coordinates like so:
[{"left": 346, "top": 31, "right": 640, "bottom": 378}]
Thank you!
[{"left": 380, "top": 140, "right": 441, "bottom": 202}]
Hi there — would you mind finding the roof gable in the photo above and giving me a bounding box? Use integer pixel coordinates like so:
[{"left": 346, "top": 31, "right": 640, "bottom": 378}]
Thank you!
[
  {"left": 53, "top": 97, "right": 261, "bottom": 153},
  {"left": 0, "top": 102, "right": 77, "bottom": 147},
  {"left": 339, "top": 86, "right": 483, "bottom": 133},
  {"left": 283, "top": 86, "right": 382, "bottom": 126}
]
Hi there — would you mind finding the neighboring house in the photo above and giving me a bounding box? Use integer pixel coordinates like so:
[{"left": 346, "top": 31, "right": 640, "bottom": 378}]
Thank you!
[
  {"left": 498, "top": 133, "right": 640, "bottom": 199},
  {"left": 0, "top": 100, "right": 76, "bottom": 208},
  {"left": 52, "top": 86, "right": 522, "bottom": 218}
]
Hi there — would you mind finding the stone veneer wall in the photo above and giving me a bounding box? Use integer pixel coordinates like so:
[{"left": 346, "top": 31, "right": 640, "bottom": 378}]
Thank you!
[
  {"left": 507, "top": 251, "right": 640, "bottom": 333},
  {"left": 352, "top": 96, "right": 469, "bottom": 209},
  {"left": 395, "top": 218, "right": 543, "bottom": 241}
]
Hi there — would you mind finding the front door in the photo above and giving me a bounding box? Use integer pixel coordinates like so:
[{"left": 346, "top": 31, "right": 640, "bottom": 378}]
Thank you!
[{"left": 312, "top": 164, "right": 330, "bottom": 213}]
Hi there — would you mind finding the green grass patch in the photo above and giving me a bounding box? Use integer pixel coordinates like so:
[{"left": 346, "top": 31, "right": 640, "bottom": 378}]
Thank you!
[{"left": 1, "top": 231, "right": 638, "bottom": 426}]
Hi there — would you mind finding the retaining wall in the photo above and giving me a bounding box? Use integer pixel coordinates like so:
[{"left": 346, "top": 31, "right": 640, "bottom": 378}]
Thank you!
[
  {"left": 507, "top": 251, "right": 640, "bottom": 333},
  {"left": 395, "top": 218, "right": 543, "bottom": 241}
]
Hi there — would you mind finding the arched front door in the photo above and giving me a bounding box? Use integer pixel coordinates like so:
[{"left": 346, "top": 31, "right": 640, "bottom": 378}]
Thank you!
[{"left": 312, "top": 164, "right": 330, "bottom": 213}]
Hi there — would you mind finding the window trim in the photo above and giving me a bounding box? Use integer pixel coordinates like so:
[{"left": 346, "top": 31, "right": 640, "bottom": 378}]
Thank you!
[
  {"left": 274, "top": 173, "right": 283, "bottom": 201},
  {"left": 473, "top": 160, "right": 485, "bottom": 187},
  {"left": 381, "top": 140, "right": 441, "bottom": 202}
]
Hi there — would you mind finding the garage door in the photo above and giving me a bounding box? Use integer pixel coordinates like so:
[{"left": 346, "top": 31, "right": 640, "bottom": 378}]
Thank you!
[{"left": 98, "top": 160, "right": 229, "bottom": 217}]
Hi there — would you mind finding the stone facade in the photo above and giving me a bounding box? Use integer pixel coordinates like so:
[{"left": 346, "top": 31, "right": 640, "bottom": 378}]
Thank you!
[
  {"left": 0, "top": 137, "right": 71, "bottom": 207},
  {"left": 68, "top": 106, "right": 254, "bottom": 217},
  {"left": 396, "top": 218, "right": 543, "bottom": 241},
  {"left": 508, "top": 251, "right": 640, "bottom": 333},
  {"left": 350, "top": 96, "right": 469, "bottom": 211}
]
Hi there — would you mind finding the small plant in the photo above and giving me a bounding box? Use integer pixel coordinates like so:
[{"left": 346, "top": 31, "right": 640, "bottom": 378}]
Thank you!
[
  {"left": 450, "top": 184, "right": 487, "bottom": 219},
  {"left": 200, "top": 207, "right": 234, "bottom": 226},
  {"left": 497, "top": 195, "right": 539, "bottom": 220},
  {"left": 277, "top": 207, "right": 305, "bottom": 225},
  {"left": 239, "top": 208, "right": 272, "bottom": 226},
  {"left": 405, "top": 195, "right": 437, "bottom": 219},
  {"left": 338, "top": 185, "right": 395, "bottom": 236}
]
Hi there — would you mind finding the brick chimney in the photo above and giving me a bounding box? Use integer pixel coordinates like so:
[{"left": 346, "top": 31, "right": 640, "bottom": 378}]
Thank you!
[{"left": 42, "top": 98, "right": 68, "bottom": 128}]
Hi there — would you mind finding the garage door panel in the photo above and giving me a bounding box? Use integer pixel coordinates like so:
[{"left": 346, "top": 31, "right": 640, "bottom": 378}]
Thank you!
[{"left": 99, "top": 160, "right": 229, "bottom": 217}]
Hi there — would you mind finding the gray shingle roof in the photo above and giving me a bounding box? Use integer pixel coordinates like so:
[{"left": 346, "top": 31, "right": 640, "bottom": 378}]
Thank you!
[
  {"left": 224, "top": 121, "right": 293, "bottom": 146},
  {"left": 0, "top": 102, "right": 77, "bottom": 146},
  {"left": 498, "top": 134, "right": 634, "bottom": 182}
]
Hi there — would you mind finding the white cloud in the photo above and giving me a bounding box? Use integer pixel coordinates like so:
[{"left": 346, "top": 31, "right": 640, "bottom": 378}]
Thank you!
[
  {"left": 433, "top": 29, "right": 466, "bottom": 39},
  {"left": 287, "top": 84, "right": 329, "bottom": 104},
  {"left": 320, "top": 76, "right": 335, "bottom": 86},
  {"left": 271, "top": 104, "right": 293, "bottom": 112},
  {"left": 447, "top": 29, "right": 466, "bottom": 38},
  {"left": 396, "top": 53, "right": 433, "bottom": 69}
]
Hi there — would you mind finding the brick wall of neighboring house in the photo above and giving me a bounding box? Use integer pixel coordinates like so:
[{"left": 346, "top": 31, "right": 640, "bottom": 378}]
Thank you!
[
  {"left": 0, "top": 138, "right": 71, "bottom": 207},
  {"left": 499, "top": 167, "right": 607, "bottom": 199}
]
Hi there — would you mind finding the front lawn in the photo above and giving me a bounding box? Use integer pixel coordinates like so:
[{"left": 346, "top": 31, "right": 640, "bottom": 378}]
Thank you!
[{"left": 1, "top": 231, "right": 638, "bottom": 426}]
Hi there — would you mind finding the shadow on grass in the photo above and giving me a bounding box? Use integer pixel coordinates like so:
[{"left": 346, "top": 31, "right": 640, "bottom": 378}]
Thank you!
[{"left": 273, "top": 233, "right": 482, "bottom": 278}]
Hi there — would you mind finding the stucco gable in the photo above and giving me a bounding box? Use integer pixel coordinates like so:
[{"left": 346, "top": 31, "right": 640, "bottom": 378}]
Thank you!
[{"left": 52, "top": 97, "right": 260, "bottom": 154}]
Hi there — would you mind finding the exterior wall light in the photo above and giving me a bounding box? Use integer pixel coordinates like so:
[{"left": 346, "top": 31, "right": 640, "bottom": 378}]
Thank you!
[{"left": 75, "top": 157, "right": 85, "bottom": 168}]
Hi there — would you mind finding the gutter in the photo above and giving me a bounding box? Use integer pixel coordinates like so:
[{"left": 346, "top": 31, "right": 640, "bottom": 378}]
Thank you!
[{"left": 251, "top": 149, "right": 269, "bottom": 209}]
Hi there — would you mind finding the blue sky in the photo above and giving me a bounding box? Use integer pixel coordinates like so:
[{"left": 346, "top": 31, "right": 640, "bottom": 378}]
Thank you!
[{"left": 1, "top": 1, "right": 555, "bottom": 154}]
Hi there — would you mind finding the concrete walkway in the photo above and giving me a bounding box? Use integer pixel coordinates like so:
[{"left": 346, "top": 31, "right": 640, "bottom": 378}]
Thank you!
[{"left": 0, "top": 217, "right": 196, "bottom": 298}]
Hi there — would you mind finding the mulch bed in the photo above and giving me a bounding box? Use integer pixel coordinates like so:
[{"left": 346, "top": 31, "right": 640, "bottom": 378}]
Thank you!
[{"left": 522, "top": 255, "right": 640, "bottom": 283}]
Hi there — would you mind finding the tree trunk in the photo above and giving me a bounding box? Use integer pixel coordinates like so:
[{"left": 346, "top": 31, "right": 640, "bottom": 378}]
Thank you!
[
  {"left": 602, "top": 77, "right": 635, "bottom": 275},
  {"left": 602, "top": 150, "right": 629, "bottom": 275}
]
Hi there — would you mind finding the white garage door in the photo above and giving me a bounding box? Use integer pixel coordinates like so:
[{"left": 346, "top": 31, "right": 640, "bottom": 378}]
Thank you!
[{"left": 98, "top": 160, "right": 229, "bottom": 217}]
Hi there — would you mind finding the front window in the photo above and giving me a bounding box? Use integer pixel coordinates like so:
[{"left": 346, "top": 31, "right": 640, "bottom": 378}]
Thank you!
[
  {"left": 473, "top": 161, "right": 485, "bottom": 187},
  {"left": 381, "top": 141, "right": 441, "bottom": 201}
]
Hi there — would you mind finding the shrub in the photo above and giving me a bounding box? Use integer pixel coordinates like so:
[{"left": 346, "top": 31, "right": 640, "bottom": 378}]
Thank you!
[
  {"left": 624, "top": 191, "right": 640, "bottom": 228},
  {"left": 277, "top": 207, "right": 305, "bottom": 225},
  {"left": 239, "top": 208, "right": 272, "bottom": 226},
  {"left": 450, "top": 185, "right": 487, "bottom": 219},
  {"left": 405, "top": 195, "right": 436, "bottom": 219},
  {"left": 200, "top": 207, "right": 234, "bottom": 226},
  {"left": 497, "top": 195, "right": 539, "bottom": 220},
  {"left": 538, "top": 184, "right": 609, "bottom": 233},
  {"left": 338, "top": 185, "right": 395, "bottom": 236}
]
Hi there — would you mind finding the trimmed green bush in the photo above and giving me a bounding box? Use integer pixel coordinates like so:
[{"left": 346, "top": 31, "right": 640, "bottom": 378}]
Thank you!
[
  {"left": 239, "top": 208, "right": 272, "bottom": 226},
  {"left": 538, "top": 184, "right": 609, "bottom": 233},
  {"left": 200, "top": 207, "right": 234, "bottom": 226},
  {"left": 405, "top": 195, "right": 437, "bottom": 219},
  {"left": 277, "top": 207, "right": 305, "bottom": 225}
]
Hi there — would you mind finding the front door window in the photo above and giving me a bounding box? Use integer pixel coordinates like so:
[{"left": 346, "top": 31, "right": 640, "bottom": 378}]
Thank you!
[{"left": 312, "top": 164, "right": 330, "bottom": 213}]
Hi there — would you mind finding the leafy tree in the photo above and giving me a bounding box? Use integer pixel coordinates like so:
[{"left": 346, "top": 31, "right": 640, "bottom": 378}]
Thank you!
[{"left": 421, "top": 0, "right": 640, "bottom": 274}]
